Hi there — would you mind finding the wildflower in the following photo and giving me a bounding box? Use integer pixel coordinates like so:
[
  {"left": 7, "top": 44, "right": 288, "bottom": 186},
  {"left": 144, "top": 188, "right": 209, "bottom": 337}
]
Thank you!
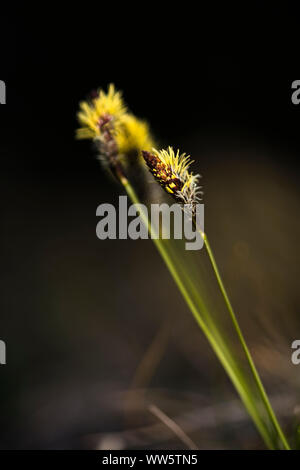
[
  {"left": 116, "top": 114, "right": 154, "bottom": 155},
  {"left": 76, "top": 84, "right": 154, "bottom": 157},
  {"left": 76, "top": 84, "right": 126, "bottom": 141},
  {"left": 142, "top": 147, "right": 202, "bottom": 209}
]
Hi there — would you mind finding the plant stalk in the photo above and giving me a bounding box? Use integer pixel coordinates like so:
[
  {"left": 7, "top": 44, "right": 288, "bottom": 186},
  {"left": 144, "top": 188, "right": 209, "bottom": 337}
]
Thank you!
[
  {"left": 123, "top": 176, "right": 290, "bottom": 450},
  {"left": 201, "top": 231, "right": 290, "bottom": 449}
]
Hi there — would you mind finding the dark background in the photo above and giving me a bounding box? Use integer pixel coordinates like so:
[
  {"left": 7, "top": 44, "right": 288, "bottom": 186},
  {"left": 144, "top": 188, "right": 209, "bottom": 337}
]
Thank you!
[
  {"left": 0, "top": 4, "right": 299, "bottom": 449},
  {"left": 1, "top": 5, "right": 300, "bottom": 171}
]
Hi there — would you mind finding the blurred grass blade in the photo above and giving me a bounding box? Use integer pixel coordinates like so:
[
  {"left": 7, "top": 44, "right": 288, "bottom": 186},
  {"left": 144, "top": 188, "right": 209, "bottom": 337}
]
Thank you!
[{"left": 124, "top": 178, "right": 290, "bottom": 450}]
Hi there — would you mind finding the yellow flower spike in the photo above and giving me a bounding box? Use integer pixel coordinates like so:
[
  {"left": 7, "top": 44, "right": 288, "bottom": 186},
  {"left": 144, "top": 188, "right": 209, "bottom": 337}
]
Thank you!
[
  {"left": 76, "top": 84, "right": 155, "bottom": 158},
  {"left": 142, "top": 146, "right": 202, "bottom": 208},
  {"left": 116, "top": 114, "right": 155, "bottom": 155},
  {"left": 76, "top": 84, "right": 126, "bottom": 141}
]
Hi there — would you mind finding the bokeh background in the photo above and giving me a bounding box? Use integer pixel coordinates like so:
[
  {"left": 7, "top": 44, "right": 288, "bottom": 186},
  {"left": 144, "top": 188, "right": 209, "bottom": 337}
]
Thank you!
[{"left": 0, "top": 4, "right": 300, "bottom": 449}]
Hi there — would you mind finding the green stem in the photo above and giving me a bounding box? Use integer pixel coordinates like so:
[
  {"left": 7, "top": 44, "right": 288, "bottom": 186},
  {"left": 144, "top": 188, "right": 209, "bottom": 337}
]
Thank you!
[
  {"left": 202, "top": 232, "right": 290, "bottom": 450},
  {"left": 123, "top": 177, "right": 289, "bottom": 449}
]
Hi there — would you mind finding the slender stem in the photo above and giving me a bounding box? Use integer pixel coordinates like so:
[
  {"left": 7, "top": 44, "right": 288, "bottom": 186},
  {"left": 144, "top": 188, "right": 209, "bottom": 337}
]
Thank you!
[
  {"left": 122, "top": 178, "right": 287, "bottom": 449},
  {"left": 149, "top": 404, "right": 198, "bottom": 450},
  {"left": 200, "top": 231, "right": 290, "bottom": 450}
]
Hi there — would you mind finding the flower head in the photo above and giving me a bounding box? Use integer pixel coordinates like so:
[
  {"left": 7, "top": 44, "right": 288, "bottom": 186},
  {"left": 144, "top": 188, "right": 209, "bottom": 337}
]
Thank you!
[
  {"left": 142, "top": 147, "right": 202, "bottom": 208},
  {"left": 116, "top": 114, "right": 154, "bottom": 155},
  {"left": 76, "top": 84, "right": 126, "bottom": 141},
  {"left": 76, "top": 84, "right": 155, "bottom": 161}
]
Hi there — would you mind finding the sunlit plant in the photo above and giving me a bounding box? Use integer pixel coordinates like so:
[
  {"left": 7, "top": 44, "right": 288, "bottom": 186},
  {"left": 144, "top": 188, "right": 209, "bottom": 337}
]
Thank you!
[{"left": 76, "top": 84, "right": 290, "bottom": 450}]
